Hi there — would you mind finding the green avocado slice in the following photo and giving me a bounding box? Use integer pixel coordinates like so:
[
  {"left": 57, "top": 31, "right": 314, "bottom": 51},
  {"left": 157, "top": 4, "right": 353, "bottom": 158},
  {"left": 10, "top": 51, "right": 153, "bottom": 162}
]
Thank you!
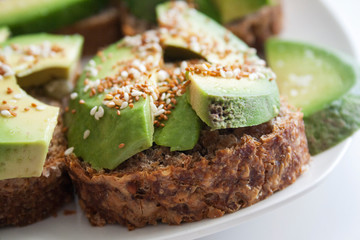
[
  {"left": 154, "top": 91, "right": 202, "bottom": 151},
  {"left": 0, "top": 75, "right": 59, "bottom": 180},
  {"left": 304, "top": 92, "right": 360, "bottom": 155},
  {"left": 266, "top": 38, "right": 360, "bottom": 155},
  {"left": 156, "top": 1, "right": 248, "bottom": 65},
  {"left": 1, "top": 33, "right": 83, "bottom": 88},
  {"left": 67, "top": 34, "right": 163, "bottom": 170},
  {"left": 0, "top": 0, "right": 108, "bottom": 35},
  {"left": 266, "top": 38, "right": 357, "bottom": 117}
]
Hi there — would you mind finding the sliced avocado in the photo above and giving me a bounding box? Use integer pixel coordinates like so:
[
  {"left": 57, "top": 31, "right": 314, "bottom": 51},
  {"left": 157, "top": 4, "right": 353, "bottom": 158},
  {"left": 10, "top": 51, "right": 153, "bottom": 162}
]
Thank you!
[
  {"left": 187, "top": 69, "right": 279, "bottom": 129},
  {"left": 212, "top": 0, "right": 278, "bottom": 24},
  {"left": 66, "top": 34, "right": 163, "bottom": 170},
  {"left": 266, "top": 38, "right": 357, "bottom": 117},
  {"left": 157, "top": 1, "right": 248, "bottom": 65},
  {"left": 0, "top": 0, "right": 107, "bottom": 35},
  {"left": 0, "top": 26, "right": 10, "bottom": 43},
  {"left": 0, "top": 75, "right": 59, "bottom": 180},
  {"left": 304, "top": 92, "right": 360, "bottom": 155},
  {"left": 266, "top": 38, "right": 360, "bottom": 155},
  {"left": 154, "top": 91, "right": 202, "bottom": 151},
  {"left": 0, "top": 33, "right": 83, "bottom": 89},
  {"left": 157, "top": 2, "right": 280, "bottom": 129}
]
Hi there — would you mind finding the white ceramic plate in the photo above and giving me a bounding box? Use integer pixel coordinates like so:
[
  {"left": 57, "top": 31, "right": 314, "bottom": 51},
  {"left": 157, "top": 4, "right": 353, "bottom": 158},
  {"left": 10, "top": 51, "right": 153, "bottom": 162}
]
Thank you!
[{"left": 1, "top": 0, "right": 356, "bottom": 239}]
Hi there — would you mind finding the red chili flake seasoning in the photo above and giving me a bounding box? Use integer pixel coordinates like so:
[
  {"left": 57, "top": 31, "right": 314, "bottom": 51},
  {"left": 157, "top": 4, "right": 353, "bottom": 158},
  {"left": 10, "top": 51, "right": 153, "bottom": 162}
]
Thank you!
[
  {"left": 31, "top": 103, "right": 37, "bottom": 108},
  {"left": 118, "top": 143, "right": 125, "bottom": 149},
  {"left": 24, "top": 107, "right": 30, "bottom": 112},
  {"left": 2, "top": 100, "right": 7, "bottom": 104}
]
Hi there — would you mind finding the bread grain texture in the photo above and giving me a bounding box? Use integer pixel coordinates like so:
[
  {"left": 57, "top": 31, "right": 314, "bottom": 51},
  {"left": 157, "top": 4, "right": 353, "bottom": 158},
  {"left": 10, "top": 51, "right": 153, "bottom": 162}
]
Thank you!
[
  {"left": 0, "top": 104, "right": 73, "bottom": 227},
  {"left": 66, "top": 101, "right": 310, "bottom": 230},
  {"left": 225, "top": 5, "right": 283, "bottom": 51}
]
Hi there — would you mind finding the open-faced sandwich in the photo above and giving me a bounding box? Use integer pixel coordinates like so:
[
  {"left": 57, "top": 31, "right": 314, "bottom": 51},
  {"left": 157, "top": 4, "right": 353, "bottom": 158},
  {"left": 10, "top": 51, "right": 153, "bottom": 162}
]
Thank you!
[
  {"left": 0, "top": 33, "right": 83, "bottom": 226},
  {"left": 64, "top": 2, "right": 310, "bottom": 230}
]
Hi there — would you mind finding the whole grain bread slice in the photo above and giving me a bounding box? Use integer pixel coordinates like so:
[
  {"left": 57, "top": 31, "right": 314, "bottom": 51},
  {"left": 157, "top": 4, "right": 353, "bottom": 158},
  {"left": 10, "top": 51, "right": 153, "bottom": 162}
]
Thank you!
[
  {"left": 66, "top": 101, "right": 310, "bottom": 230},
  {"left": 0, "top": 100, "right": 73, "bottom": 227}
]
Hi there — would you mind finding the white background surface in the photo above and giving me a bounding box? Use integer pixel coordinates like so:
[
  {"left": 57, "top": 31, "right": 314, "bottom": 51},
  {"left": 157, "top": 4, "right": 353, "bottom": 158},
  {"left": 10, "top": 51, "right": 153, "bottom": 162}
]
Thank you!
[{"left": 200, "top": 0, "right": 360, "bottom": 239}]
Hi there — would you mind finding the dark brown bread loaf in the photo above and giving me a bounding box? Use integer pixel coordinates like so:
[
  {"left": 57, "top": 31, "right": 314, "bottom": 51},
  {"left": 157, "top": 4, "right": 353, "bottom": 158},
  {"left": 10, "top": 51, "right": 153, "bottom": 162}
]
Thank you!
[
  {"left": 66, "top": 101, "right": 310, "bottom": 230},
  {"left": 0, "top": 104, "right": 73, "bottom": 227}
]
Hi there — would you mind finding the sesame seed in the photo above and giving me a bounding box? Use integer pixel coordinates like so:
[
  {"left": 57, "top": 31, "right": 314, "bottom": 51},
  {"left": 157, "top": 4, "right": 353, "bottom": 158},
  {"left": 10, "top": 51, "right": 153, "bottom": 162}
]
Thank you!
[
  {"left": 79, "top": 99, "right": 85, "bottom": 104},
  {"left": 106, "top": 101, "right": 115, "bottom": 108},
  {"left": 121, "top": 70, "right": 128, "bottom": 79},
  {"left": 94, "top": 106, "right": 104, "bottom": 120},
  {"left": 70, "top": 92, "right": 78, "bottom": 100},
  {"left": 64, "top": 147, "right": 74, "bottom": 156},
  {"left": 13, "top": 94, "right": 22, "bottom": 99},
  {"left": 120, "top": 102, "right": 128, "bottom": 110},
  {"left": 154, "top": 109, "right": 165, "bottom": 116},
  {"left": 118, "top": 143, "right": 125, "bottom": 149},
  {"left": 83, "top": 129, "right": 90, "bottom": 139},
  {"left": 90, "top": 106, "right": 98, "bottom": 116},
  {"left": 36, "top": 105, "right": 46, "bottom": 111},
  {"left": 1, "top": 110, "right": 12, "bottom": 117},
  {"left": 158, "top": 70, "right": 169, "bottom": 81}
]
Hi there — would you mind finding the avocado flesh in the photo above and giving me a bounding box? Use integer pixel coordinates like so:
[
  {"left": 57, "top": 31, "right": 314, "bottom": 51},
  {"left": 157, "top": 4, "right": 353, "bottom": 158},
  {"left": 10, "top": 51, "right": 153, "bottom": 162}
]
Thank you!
[
  {"left": 0, "top": 0, "right": 107, "bottom": 35},
  {"left": 304, "top": 93, "right": 360, "bottom": 155},
  {"left": 266, "top": 39, "right": 360, "bottom": 155},
  {"left": 0, "top": 26, "right": 10, "bottom": 43},
  {"left": 67, "top": 40, "right": 162, "bottom": 170},
  {"left": 0, "top": 76, "right": 59, "bottom": 180},
  {"left": 157, "top": 2, "right": 248, "bottom": 65},
  {"left": 212, "top": 0, "right": 278, "bottom": 24},
  {"left": 266, "top": 39, "right": 357, "bottom": 117},
  {"left": 157, "top": 2, "right": 280, "bottom": 129},
  {"left": 154, "top": 91, "right": 202, "bottom": 151},
  {"left": 187, "top": 73, "right": 279, "bottom": 129},
  {"left": 0, "top": 33, "right": 83, "bottom": 89}
]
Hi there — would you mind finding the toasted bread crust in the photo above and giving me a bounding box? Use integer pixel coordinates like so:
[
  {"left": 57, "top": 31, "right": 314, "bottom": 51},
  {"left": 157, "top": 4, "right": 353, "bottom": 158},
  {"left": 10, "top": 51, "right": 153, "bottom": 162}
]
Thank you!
[
  {"left": 66, "top": 101, "right": 310, "bottom": 230},
  {"left": 0, "top": 109, "right": 73, "bottom": 227},
  {"left": 225, "top": 5, "right": 283, "bottom": 52}
]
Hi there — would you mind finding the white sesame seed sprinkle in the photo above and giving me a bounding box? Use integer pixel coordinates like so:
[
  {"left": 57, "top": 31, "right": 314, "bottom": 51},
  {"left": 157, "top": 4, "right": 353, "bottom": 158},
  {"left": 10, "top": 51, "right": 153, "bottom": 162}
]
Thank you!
[
  {"left": 64, "top": 147, "right": 74, "bottom": 156},
  {"left": 121, "top": 70, "right": 128, "bottom": 79},
  {"left": 94, "top": 106, "right": 104, "bottom": 120},
  {"left": 154, "top": 109, "right": 165, "bottom": 116},
  {"left": 1, "top": 110, "right": 12, "bottom": 118},
  {"left": 83, "top": 130, "right": 90, "bottom": 140},
  {"left": 158, "top": 70, "right": 169, "bottom": 81},
  {"left": 90, "top": 106, "right": 98, "bottom": 116},
  {"left": 120, "top": 102, "right": 128, "bottom": 110},
  {"left": 36, "top": 105, "right": 46, "bottom": 111},
  {"left": 13, "top": 94, "right": 23, "bottom": 99},
  {"left": 70, "top": 92, "right": 78, "bottom": 100}
]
